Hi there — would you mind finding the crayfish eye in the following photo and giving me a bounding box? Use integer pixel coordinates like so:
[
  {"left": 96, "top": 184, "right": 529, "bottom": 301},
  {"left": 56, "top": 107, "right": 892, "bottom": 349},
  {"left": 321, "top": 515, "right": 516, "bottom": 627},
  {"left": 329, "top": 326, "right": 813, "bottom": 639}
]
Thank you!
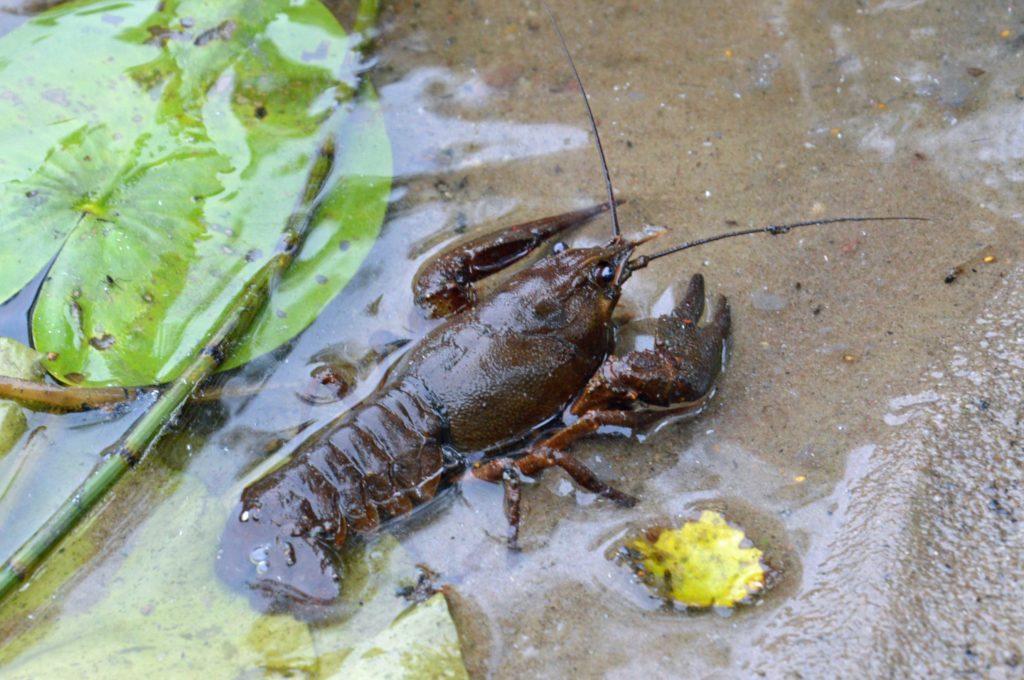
[
  {"left": 593, "top": 262, "right": 616, "bottom": 284},
  {"left": 552, "top": 241, "right": 568, "bottom": 254}
]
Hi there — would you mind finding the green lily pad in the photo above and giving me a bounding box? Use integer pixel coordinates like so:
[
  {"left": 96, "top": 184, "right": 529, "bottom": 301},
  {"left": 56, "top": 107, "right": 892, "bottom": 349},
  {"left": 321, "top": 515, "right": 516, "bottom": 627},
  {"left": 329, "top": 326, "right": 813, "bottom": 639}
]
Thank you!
[
  {"left": 0, "top": 338, "right": 44, "bottom": 457},
  {"left": 0, "top": 473, "right": 466, "bottom": 679},
  {"left": 0, "top": 338, "right": 44, "bottom": 383},
  {"left": 0, "top": 0, "right": 391, "bottom": 386},
  {"left": 326, "top": 593, "right": 469, "bottom": 680},
  {"left": 0, "top": 476, "right": 317, "bottom": 678},
  {"left": 0, "top": 403, "right": 26, "bottom": 459}
]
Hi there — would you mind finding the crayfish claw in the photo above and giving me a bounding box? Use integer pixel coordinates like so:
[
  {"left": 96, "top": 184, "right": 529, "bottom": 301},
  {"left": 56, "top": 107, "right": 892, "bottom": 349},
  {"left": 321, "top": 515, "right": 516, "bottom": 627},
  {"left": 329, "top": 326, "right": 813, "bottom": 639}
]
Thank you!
[
  {"left": 413, "top": 203, "right": 615, "bottom": 318},
  {"left": 606, "top": 487, "right": 639, "bottom": 508},
  {"left": 673, "top": 273, "right": 706, "bottom": 325}
]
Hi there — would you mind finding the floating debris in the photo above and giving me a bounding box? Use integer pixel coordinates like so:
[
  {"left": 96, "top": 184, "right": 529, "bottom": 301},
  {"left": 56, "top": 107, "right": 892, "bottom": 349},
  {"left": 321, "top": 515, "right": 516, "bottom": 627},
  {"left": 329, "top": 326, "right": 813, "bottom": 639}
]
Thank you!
[
  {"left": 623, "top": 510, "right": 766, "bottom": 609},
  {"left": 943, "top": 246, "right": 998, "bottom": 284}
]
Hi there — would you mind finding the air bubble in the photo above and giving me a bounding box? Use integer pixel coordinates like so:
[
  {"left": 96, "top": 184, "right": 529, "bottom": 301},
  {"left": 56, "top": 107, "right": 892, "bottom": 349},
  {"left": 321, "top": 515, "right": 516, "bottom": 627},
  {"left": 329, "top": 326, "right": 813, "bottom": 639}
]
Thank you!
[{"left": 249, "top": 545, "right": 270, "bottom": 565}]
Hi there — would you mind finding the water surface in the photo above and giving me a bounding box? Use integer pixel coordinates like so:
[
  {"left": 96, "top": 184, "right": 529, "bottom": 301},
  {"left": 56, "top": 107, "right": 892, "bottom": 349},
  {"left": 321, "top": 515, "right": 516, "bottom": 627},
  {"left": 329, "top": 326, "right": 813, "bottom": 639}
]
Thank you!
[{"left": 1, "top": 0, "right": 1021, "bottom": 677}]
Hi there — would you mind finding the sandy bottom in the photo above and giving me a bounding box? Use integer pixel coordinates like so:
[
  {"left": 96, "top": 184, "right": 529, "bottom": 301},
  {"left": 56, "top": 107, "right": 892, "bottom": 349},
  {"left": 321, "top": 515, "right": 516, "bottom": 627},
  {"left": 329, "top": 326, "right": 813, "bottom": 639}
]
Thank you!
[{"left": 368, "top": 1, "right": 1023, "bottom": 676}]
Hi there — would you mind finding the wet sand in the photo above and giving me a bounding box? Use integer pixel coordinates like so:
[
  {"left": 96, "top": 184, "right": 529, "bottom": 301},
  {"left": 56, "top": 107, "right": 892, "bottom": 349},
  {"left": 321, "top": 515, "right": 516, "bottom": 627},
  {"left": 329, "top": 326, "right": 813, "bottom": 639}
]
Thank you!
[{"left": 370, "top": 1, "right": 1023, "bottom": 676}]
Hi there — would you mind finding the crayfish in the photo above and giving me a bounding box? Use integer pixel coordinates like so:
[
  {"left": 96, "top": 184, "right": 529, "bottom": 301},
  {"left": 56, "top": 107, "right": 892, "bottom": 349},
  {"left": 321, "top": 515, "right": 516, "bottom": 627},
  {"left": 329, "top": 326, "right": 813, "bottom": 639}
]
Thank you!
[{"left": 217, "top": 12, "right": 921, "bottom": 619}]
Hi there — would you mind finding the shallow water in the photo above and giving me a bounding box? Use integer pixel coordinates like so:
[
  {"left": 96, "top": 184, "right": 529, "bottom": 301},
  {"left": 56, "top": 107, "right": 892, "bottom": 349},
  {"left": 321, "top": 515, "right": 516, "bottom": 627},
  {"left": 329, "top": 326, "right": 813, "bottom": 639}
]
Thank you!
[{"left": 1, "top": 0, "right": 1021, "bottom": 677}]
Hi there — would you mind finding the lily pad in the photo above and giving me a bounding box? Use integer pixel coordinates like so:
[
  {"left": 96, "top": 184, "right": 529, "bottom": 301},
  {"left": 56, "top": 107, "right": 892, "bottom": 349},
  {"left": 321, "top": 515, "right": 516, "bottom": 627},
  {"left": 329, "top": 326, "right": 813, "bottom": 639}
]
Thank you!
[
  {"left": 627, "top": 510, "right": 765, "bottom": 608},
  {"left": 326, "top": 593, "right": 469, "bottom": 680},
  {"left": 0, "top": 404, "right": 26, "bottom": 458},
  {"left": 0, "top": 0, "right": 391, "bottom": 386},
  {"left": 0, "top": 473, "right": 467, "bottom": 679},
  {"left": 0, "top": 476, "right": 317, "bottom": 678},
  {"left": 0, "top": 338, "right": 43, "bottom": 456},
  {"left": 0, "top": 339, "right": 44, "bottom": 383}
]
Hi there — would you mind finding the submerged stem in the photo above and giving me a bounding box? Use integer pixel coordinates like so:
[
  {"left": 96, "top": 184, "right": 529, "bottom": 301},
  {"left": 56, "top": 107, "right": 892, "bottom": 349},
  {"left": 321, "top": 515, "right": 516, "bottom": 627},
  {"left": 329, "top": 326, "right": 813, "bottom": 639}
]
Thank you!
[
  {"left": 0, "top": 139, "right": 336, "bottom": 602},
  {"left": 0, "top": 376, "right": 146, "bottom": 411}
]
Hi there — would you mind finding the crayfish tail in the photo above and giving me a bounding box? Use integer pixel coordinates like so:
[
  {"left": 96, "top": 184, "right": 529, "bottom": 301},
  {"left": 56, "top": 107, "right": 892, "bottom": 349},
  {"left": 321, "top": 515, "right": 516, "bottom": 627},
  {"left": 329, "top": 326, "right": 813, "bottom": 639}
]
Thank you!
[{"left": 216, "top": 497, "right": 348, "bottom": 622}]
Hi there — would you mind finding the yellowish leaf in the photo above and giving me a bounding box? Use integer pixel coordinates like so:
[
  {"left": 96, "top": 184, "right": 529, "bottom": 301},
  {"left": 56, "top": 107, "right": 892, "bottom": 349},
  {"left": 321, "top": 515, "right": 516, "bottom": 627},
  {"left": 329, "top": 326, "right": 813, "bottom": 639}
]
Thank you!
[
  {"left": 628, "top": 510, "right": 765, "bottom": 608},
  {"left": 0, "top": 337, "right": 43, "bottom": 457},
  {"left": 0, "top": 338, "right": 44, "bottom": 382},
  {"left": 323, "top": 593, "right": 469, "bottom": 680}
]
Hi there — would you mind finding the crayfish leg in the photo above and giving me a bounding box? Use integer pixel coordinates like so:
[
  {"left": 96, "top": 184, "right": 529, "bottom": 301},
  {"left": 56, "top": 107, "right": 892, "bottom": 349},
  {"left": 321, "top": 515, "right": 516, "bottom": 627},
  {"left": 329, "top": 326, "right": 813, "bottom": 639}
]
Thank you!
[
  {"left": 502, "top": 464, "right": 523, "bottom": 550},
  {"left": 469, "top": 399, "right": 710, "bottom": 545},
  {"left": 413, "top": 202, "right": 616, "bottom": 317}
]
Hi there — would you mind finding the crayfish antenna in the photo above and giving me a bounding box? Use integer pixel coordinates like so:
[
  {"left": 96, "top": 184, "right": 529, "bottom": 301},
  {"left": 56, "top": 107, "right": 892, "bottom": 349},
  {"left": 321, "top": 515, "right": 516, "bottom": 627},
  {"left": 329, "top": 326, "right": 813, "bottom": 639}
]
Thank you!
[
  {"left": 543, "top": 3, "right": 929, "bottom": 265},
  {"left": 544, "top": 3, "right": 620, "bottom": 239},
  {"left": 628, "top": 216, "right": 931, "bottom": 271}
]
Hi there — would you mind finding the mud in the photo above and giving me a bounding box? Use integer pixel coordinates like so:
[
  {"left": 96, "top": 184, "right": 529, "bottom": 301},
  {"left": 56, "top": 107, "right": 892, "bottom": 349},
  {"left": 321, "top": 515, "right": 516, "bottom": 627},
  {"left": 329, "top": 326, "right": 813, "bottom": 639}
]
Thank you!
[{"left": 369, "top": 0, "right": 1022, "bottom": 676}]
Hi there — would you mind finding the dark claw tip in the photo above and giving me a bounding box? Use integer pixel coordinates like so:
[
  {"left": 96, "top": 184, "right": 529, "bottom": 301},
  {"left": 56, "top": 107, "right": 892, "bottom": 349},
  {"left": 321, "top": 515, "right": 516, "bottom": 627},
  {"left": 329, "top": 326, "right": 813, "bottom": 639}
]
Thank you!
[{"left": 612, "top": 491, "right": 638, "bottom": 508}]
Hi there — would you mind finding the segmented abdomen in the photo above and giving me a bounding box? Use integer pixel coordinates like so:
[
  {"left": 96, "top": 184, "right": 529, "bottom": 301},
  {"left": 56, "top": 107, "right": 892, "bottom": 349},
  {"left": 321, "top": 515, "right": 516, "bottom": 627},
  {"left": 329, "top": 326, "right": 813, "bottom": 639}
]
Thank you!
[{"left": 233, "top": 377, "right": 450, "bottom": 556}]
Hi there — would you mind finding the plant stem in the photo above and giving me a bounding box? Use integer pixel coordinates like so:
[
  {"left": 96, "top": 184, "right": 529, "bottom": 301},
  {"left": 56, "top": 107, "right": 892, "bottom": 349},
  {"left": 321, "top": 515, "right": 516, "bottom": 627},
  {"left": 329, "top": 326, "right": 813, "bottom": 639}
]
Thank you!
[
  {"left": 352, "top": 0, "right": 380, "bottom": 53},
  {"left": 0, "top": 139, "right": 336, "bottom": 602},
  {"left": 0, "top": 376, "right": 146, "bottom": 411}
]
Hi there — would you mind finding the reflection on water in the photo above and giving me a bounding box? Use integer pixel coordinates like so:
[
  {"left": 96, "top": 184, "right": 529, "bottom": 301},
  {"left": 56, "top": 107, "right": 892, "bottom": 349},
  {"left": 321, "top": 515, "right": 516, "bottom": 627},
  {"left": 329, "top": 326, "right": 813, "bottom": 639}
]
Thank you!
[
  {"left": 381, "top": 66, "right": 588, "bottom": 178},
  {"left": 1, "top": 0, "right": 1021, "bottom": 677}
]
